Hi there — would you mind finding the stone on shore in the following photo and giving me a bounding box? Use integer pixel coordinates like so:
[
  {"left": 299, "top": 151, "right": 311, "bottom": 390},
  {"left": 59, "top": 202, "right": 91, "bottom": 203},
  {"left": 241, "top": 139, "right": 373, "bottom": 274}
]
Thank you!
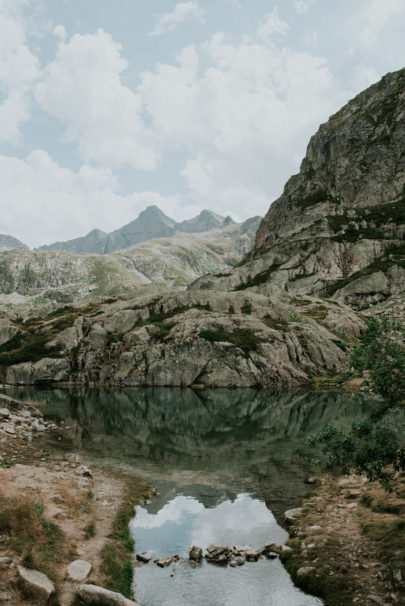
[
  {"left": 67, "top": 559, "right": 92, "bottom": 581},
  {"left": 136, "top": 552, "right": 153, "bottom": 563},
  {"left": 297, "top": 566, "right": 316, "bottom": 578},
  {"left": 189, "top": 545, "right": 203, "bottom": 561},
  {"left": 284, "top": 507, "right": 303, "bottom": 523},
  {"left": 156, "top": 557, "right": 173, "bottom": 568},
  {"left": 77, "top": 583, "right": 141, "bottom": 605},
  {"left": 17, "top": 565, "right": 55, "bottom": 603}
]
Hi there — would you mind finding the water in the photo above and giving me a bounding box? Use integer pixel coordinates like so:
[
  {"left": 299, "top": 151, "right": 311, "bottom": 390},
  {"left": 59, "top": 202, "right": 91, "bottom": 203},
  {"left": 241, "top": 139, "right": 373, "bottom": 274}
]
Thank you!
[{"left": 3, "top": 386, "right": 385, "bottom": 606}]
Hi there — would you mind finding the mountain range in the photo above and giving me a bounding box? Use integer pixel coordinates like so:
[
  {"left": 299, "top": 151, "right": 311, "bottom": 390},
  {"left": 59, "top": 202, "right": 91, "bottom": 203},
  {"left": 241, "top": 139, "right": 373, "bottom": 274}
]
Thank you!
[{"left": 34, "top": 207, "right": 232, "bottom": 254}]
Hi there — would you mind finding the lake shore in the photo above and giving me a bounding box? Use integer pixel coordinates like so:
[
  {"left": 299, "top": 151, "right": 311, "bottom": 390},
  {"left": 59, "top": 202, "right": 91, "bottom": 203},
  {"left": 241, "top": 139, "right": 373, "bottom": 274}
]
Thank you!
[
  {"left": 281, "top": 473, "right": 405, "bottom": 606},
  {"left": 0, "top": 395, "right": 151, "bottom": 606}
]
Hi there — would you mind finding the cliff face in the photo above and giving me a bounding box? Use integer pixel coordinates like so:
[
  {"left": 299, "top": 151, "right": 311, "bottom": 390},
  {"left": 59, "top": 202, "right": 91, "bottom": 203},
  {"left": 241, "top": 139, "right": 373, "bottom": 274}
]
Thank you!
[
  {"left": 192, "top": 68, "right": 405, "bottom": 307},
  {"left": 0, "top": 69, "right": 404, "bottom": 389}
]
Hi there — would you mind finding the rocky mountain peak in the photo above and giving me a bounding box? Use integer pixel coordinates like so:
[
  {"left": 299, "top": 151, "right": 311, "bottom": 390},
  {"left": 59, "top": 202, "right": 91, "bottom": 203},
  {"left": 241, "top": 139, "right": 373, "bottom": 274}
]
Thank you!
[
  {"left": 191, "top": 67, "right": 405, "bottom": 309},
  {"left": 0, "top": 234, "right": 28, "bottom": 252}
]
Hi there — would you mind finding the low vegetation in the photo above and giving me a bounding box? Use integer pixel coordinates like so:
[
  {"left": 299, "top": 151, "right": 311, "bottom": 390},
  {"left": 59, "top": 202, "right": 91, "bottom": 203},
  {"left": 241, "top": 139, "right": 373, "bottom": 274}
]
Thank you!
[
  {"left": 199, "top": 328, "right": 264, "bottom": 356},
  {"left": 0, "top": 494, "right": 65, "bottom": 581},
  {"left": 309, "top": 317, "right": 405, "bottom": 489},
  {"left": 100, "top": 474, "right": 150, "bottom": 599}
]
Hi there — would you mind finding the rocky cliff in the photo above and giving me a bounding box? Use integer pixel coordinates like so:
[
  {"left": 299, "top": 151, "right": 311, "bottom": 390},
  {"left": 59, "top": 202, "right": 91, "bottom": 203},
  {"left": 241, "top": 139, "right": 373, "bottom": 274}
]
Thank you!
[
  {"left": 0, "top": 69, "right": 404, "bottom": 388},
  {"left": 191, "top": 68, "right": 405, "bottom": 308}
]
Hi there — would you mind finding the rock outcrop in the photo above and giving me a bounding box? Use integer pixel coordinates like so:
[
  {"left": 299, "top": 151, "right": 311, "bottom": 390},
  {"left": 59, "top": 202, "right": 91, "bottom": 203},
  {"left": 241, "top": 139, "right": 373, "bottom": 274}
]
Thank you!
[
  {"left": 191, "top": 68, "right": 405, "bottom": 308},
  {"left": 0, "top": 290, "right": 362, "bottom": 388}
]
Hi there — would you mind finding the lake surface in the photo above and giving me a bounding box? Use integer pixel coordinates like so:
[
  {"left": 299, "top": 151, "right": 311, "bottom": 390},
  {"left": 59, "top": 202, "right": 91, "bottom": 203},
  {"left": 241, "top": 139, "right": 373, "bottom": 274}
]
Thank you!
[{"left": 3, "top": 387, "right": 384, "bottom": 606}]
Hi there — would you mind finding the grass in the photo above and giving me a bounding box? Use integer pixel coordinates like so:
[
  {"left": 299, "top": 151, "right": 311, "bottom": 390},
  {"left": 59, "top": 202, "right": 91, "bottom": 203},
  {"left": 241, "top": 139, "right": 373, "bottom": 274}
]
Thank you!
[
  {"left": 84, "top": 521, "right": 96, "bottom": 540},
  {"left": 133, "top": 303, "right": 211, "bottom": 330},
  {"left": 0, "top": 494, "right": 65, "bottom": 582},
  {"left": 199, "top": 328, "right": 264, "bottom": 356},
  {"left": 0, "top": 333, "right": 61, "bottom": 366},
  {"left": 100, "top": 473, "right": 150, "bottom": 599},
  {"left": 296, "top": 189, "right": 330, "bottom": 209}
]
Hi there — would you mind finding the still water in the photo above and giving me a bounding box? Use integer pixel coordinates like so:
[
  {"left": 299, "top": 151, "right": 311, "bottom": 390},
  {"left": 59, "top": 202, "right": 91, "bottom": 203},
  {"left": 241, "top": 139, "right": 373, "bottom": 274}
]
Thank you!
[{"left": 3, "top": 387, "right": 383, "bottom": 606}]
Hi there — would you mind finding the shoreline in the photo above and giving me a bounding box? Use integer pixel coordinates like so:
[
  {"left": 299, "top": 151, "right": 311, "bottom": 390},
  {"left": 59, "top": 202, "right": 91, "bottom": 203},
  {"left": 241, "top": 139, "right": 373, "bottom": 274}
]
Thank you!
[
  {"left": 281, "top": 474, "right": 405, "bottom": 606},
  {"left": 0, "top": 395, "right": 151, "bottom": 606}
]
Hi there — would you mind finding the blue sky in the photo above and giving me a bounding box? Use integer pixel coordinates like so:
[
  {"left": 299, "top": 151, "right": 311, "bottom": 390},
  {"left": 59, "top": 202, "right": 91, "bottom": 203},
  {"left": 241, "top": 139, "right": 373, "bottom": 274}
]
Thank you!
[{"left": 1, "top": 0, "right": 405, "bottom": 247}]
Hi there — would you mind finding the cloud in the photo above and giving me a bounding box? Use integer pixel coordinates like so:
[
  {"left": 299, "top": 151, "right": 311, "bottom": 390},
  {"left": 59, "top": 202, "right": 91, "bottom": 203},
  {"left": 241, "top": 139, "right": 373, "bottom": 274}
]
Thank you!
[
  {"left": 292, "top": 0, "right": 316, "bottom": 14},
  {"left": 257, "top": 8, "right": 289, "bottom": 39},
  {"left": 139, "top": 32, "right": 350, "bottom": 219},
  {"left": 0, "top": 0, "right": 39, "bottom": 144},
  {"left": 149, "top": 1, "right": 205, "bottom": 37},
  {"left": 35, "top": 29, "right": 158, "bottom": 170},
  {"left": 0, "top": 150, "right": 185, "bottom": 247},
  {"left": 356, "top": 0, "right": 405, "bottom": 50}
]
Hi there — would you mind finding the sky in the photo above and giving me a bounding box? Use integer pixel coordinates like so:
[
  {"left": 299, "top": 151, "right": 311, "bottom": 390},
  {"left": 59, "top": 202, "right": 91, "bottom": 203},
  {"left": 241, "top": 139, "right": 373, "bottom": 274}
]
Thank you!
[{"left": 1, "top": 0, "right": 405, "bottom": 247}]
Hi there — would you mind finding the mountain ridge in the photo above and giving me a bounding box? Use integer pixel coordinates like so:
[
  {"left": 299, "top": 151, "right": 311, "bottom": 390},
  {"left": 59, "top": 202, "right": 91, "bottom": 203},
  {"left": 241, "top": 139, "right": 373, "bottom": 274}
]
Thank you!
[{"left": 37, "top": 206, "right": 230, "bottom": 254}]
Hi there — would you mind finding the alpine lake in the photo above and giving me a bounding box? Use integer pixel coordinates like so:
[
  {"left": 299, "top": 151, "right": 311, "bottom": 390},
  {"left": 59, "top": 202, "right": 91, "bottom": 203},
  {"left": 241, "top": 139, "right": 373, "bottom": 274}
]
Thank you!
[{"left": 4, "top": 386, "right": 401, "bottom": 606}]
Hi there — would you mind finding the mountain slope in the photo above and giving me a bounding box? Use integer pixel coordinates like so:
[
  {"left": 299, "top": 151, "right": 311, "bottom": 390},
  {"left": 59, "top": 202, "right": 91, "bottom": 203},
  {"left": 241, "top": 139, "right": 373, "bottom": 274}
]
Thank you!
[
  {"left": 0, "top": 217, "right": 261, "bottom": 302},
  {"left": 0, "top": 234, "right": 28, "bottom": 252},
  {"left": 191, "top": 68, "right": 405, "bottom": 307}
]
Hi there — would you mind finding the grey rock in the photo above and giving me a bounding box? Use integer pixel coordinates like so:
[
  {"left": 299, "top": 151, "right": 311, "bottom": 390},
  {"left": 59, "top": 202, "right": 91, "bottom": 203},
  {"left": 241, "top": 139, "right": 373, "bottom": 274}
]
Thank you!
[
  {"left": 67, "top": 559, "right": 92, "bottom": 581},
  {"left": 17, "top": 565, "right": 55, "bottom": 603},
  {"left": 284, "top": 507, "right": 303, "bottom": 523},
  {"left": 156, "top": 557, "right": 173, "bottom": 568},
  {"left": 297, "top": 566, "right": 316, "bottom": 578},
  {"left": 0, "top": 408, "right": 10, "bottom": 419},
  {"left": 189, "top": 545, "right": 203, "bottom": 561},
  {"left": 77, "top": 583, "right": 141, "bottom": 605},
  {"left": 136, "top": 552, "right": 153, "bottom": 563}
]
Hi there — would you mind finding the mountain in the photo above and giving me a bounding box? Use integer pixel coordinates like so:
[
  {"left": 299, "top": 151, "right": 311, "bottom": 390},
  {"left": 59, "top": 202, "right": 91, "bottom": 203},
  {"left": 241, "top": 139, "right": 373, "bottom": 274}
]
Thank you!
[
  {"left": 176, "top": 209, "right": 226, "bottom": 233},
  {"left": 38, "top": 206, "right": 231, "bottom": 255},
  {"left": 0, "top": 69, "right": 403, "bottom": 390},
  {"left": 0, "top": 217, "right": 261, "bottom": 302},
  {"left": 38, "top": 229, "right": 108, "bottom": 255},
  {"left": 191, "top": 67, "right": 405, "bottom": 308},
  {"left": 0, "top": 234, "right": 28, "bottom": 252}
]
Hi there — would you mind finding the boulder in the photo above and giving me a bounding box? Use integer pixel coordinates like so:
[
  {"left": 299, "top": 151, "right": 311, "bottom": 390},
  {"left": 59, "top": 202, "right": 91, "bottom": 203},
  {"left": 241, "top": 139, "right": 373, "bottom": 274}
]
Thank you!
[
  {"left": 77, "top": 584, "right": 141, "bottom": 605},
  {"left": 284, "top": 507, "right": 303, "bottom": 523},
  {"left": 0, "top": 408, "right": 10, "bottom": 419},
  {"left": 67, "top": 559, "right": 92, "bottom": 581},
  {"left": 17, "top": 565, "right": 55, "bottom": 603},
  {"left": 136, "top": 552, "right": 153, "bottom": 563},
  {"left": 297, "top": 566, "right": 316, "bottom": 578},
  {"left": 156, "top": 557, "right": 173, "bottom": 568},
  {"left": 229, "top": 556, "right": 246, "bottom": 567},
  {"left": 206, "top": 544, "right": 230, "bottom": 559},
  {"left": 189, "top": 545, "right": 203, "bottom": 562},
  {"left": 245, "top": 547, "right": 262, "bottom": 561}
]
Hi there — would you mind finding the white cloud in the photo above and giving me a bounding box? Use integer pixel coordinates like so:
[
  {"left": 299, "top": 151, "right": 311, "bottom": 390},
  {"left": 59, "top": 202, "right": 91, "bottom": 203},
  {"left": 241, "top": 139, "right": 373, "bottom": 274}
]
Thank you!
[
  {"left": 35, "top": 29, "right": 159, "bottom": 171},
  {"left": 139, "top": 32, "right": 350, "bottom": 219},
  {"left": 292, "top": 0, "right": 316, "bottom": 14},
  {"left": 257, "top": 8, "right": 289, "bottom": 40},
  {"left": 357, "top": 0, "right": 405, "bottom": 50},
  {"left": 149, "top": 1, "right": 205, "bottom": 37},
  {"left": 0, "top": 0, "right": 39, "bottom": 144},
  {"left": 0, "top": 151, "right": 185, "bottom": 247},
  {"left": 52, "top": 24, "right": 67, "bottom": 41}
]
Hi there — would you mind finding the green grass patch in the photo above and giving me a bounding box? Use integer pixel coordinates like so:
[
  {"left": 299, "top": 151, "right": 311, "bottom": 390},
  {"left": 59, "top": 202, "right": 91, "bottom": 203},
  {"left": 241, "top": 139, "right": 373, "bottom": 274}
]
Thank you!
[
  {"left": 0, "top": 495, "right": 65, "bottom": 582},
  {"left": 0, "top": 333, "right": 61, "bottom": 366},
  {"left": 199, "top": 328, "right": 263, "bottom": 356}
]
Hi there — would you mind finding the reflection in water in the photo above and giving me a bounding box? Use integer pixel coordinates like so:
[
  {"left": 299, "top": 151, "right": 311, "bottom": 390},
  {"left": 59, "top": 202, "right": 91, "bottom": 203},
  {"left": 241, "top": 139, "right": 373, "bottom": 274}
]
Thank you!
[
  {"left": 131, "top": 494, "right": 321, "bottom": 606},
  {"left": 4, "top": 386, "right": 376, "bottom": 517},
  {"left": 3, "top": 387, "right": 387, "bottom": 605}
]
